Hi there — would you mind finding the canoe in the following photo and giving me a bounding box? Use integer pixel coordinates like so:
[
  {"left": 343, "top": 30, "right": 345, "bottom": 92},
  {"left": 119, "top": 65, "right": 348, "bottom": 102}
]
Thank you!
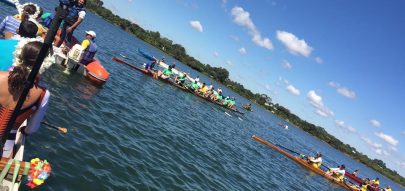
[
  {"left": 242, "top": 104, "right": 253, "bottom": 111},
  {"left": 345, "top": 172, "right": 362, "bottom": 184},
  {"left": 137, "top": 48, "right": 156, "bottom": 61},
  {"left": 112, "top": 57, "right": 169, "bottom": 83},
  {"left": 1, "top": 121, "right": 27, "bottom": 191},
  {"left": 112, "top": 57, "right": 244, "bottom": 114},
  {"left": 252, "top": 135, "right": 360, "bottom": 191}
]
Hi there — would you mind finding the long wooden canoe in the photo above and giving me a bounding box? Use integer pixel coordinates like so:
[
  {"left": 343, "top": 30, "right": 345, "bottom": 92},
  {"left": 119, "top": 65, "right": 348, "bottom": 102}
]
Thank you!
[{"left": 252, "top": 135, "right": 360, "bottom": 191}]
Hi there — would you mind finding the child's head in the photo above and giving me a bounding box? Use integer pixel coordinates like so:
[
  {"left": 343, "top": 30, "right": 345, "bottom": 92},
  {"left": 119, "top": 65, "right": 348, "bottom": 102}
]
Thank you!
[{"left": 18, "top": 20, "right": 38, "bottom": 38}]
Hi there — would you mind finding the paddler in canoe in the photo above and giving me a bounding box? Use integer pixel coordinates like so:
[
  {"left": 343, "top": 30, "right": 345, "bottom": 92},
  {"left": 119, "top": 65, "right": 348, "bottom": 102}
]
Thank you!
[
  {"left": 326, "top": 164, "right": 346, "bottom": 182},
  {"left": 210, "top": 88, "right": 223, "bottom": 101},
  {"left": 154, "top": 64, "right": 174, "bottom": 79},
  {"left": 175, "top": 72, "right": 187, "bottom": 86},
  {"left": 203, "top": 84, "right": 214, "bottom": 98},
  {"left": 306, "top": 152, "right": 323, "bottom": 168},
  {"left": 196, "top": 83, "right": 208, "bottom": 94},
  {"left": 223, "top": 97, "right": 236, "bottom": 109},
  {"left": 188, "top": 80, "right": 200, "bottom": 91}
]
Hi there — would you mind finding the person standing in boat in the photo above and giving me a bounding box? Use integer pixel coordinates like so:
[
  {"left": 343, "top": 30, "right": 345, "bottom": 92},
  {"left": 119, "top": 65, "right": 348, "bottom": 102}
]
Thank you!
[
  {"left": 56, "top": 0, "right": 87, "bottom": 47},
  {"left": 0, "top": 41, "right": 50, "bottom": 139},
  {"left": 144, "top": 59, "right": 157, "bottom": 72},
  {"left": 307, "top": 153, "right": 322, "bottom": 168}
]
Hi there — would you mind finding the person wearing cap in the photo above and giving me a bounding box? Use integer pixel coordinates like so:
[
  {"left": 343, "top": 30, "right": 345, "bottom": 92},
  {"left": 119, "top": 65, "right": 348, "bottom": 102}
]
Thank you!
[
  {"left": 307, "top": 152, "right": 322, "bottom": 168},
  {"left": 326, "top": 164, "right": 346, "bottom": 182},
  {"left": 80, "top": 30, "right": 97, "bottom": 65}
]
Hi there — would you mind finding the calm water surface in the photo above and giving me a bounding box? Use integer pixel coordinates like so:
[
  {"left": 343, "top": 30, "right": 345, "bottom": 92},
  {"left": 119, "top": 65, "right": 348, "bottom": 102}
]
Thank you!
[{"left": 0, "top": 1, "right": 403, "bottom": 190}]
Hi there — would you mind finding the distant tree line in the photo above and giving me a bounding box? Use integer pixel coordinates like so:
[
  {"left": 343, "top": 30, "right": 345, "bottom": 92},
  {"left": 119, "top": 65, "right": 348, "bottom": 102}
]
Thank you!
[{"left": 86, "top": 0, "right": 404, "bottom": 186}]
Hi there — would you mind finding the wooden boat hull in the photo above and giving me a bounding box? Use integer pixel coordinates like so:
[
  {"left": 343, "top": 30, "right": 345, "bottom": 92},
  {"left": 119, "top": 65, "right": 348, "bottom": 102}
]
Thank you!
[
  {"left": 252, "top": 135, "right": 359, "bottom": 191},
  {"left": 1, "top": 121, "right": 27, "bottom": 191}
]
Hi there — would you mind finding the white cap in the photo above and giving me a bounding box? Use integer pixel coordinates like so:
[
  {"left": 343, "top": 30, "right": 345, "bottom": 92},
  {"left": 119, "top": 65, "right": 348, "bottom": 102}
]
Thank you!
[{"left": 85, "top": 30, "right": 96, "bottom": 38}]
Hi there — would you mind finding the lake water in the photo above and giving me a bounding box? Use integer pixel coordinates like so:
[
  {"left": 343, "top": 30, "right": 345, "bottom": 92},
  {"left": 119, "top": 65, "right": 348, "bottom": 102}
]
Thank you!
[{"left": 0, "top": 0, "right": 402, "bottom": 190}]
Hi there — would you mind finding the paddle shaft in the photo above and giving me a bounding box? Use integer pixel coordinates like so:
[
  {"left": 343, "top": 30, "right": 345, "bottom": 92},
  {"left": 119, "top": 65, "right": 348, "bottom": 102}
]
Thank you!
[
  {"left": 41, "top": 121, "right": 68, "bottom": 134},
  {"left": 275, "top": 144, "right": 302, "bottom": 156}
]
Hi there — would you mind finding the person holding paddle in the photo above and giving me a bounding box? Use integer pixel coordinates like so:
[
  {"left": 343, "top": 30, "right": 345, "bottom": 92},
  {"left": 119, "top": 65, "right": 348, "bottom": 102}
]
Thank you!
[
  {"left": 326, "top": 164, "right": 346, "bottom": 182},
  {"left": 307, "top": 152, "right": 323, "bottom": 168}
]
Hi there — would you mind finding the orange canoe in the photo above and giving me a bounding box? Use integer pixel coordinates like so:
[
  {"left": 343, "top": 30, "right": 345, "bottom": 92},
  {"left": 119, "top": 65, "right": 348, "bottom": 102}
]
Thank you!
[{"left": 252, "top": 135, "right": 360, "bottom": 191}]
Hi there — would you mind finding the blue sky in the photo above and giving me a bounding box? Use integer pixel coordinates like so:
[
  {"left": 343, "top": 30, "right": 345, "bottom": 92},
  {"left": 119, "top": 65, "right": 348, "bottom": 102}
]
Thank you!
[{"left": 102, "top": 0, "right": 405, "bottom": 175}]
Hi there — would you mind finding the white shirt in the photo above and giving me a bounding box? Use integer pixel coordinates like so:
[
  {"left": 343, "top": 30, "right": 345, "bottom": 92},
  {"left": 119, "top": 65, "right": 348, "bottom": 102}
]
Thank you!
[
  {"left": 330, "top": 168, "right": 345, "bottom": 175},
  {"left": 78, "top": 11, "right": 86, "bottom": 19},
  {"left": 310, "top": 157, "right": 322, "bottom": 163}
]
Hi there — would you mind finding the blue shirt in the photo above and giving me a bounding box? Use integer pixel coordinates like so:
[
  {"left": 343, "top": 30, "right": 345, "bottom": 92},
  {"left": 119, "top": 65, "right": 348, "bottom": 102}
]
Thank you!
[{"left": 0, "top": 16, "right": 21, "bottom": 37}]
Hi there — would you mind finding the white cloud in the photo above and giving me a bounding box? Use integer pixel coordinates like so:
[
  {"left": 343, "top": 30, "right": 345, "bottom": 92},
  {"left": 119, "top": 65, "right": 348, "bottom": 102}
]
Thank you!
[
  {"left": 281, "top": 60, "right": 292, "bottom": 69},
  {"left": 374, "top": 132, "right": 399, "bottom": 146},
  {"left": 315, "top": 56, "right": 323, "bottom": 64},
  {"left": 286, "top": 84, "right": 300, "bottom": 96},
  {"left": 328, "top": 81, "right": 356, "bottom": 99},
  {"left": 128, "top": 0, "right": 133, "bottom": 3},
  {"left": 213, "top": 51, "right": 219, "bottom": 57},
  {"left": 190, "top": 20, "right": 203, "bottom": 32},
  {"left": 276, "top": 30, "right": 313, "bottom": 57},
  {"left": 370, "top": 119, "right": 381, "bottom": 128},
  {"left": 238, "top": 47, "right": 247, "bottom": 55},
  {"left": 375, "top": 149, "right": 382, "bottom": 155},
  {"left": 226, "top": 60, "right": 233, "bottom": 66},
  {"left": 346, "top": 126, "right": 357, "bottom": 133},
  {"left": 307, "top": 90, "right": 334, "bottom": 117},
  {"left": 335, "top": 120, "right": 356, "bottom": 133},
  {"left": 361, "top": 137, "right": 382, "bottom": 149},
  {"left": 388, "top": 146, "right": 397, "bottom": 152},
  {"left": 231, "top": 6, "right": 273, "bottom": 50}
]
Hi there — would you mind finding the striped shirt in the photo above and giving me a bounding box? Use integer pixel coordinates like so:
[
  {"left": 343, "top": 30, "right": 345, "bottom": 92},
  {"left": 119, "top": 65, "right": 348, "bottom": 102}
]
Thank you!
[{"left": 0, "top": 16, "right": 21, "bottom": 37}]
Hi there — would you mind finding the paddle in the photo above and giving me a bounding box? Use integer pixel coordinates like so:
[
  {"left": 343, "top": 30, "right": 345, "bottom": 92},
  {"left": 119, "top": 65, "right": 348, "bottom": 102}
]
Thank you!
[
  {"left": 275, "top": 143, "right": 303, "bottom": 156},
  {"left": 41, "top": 121, "right": 68, "bottom": 134}
]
